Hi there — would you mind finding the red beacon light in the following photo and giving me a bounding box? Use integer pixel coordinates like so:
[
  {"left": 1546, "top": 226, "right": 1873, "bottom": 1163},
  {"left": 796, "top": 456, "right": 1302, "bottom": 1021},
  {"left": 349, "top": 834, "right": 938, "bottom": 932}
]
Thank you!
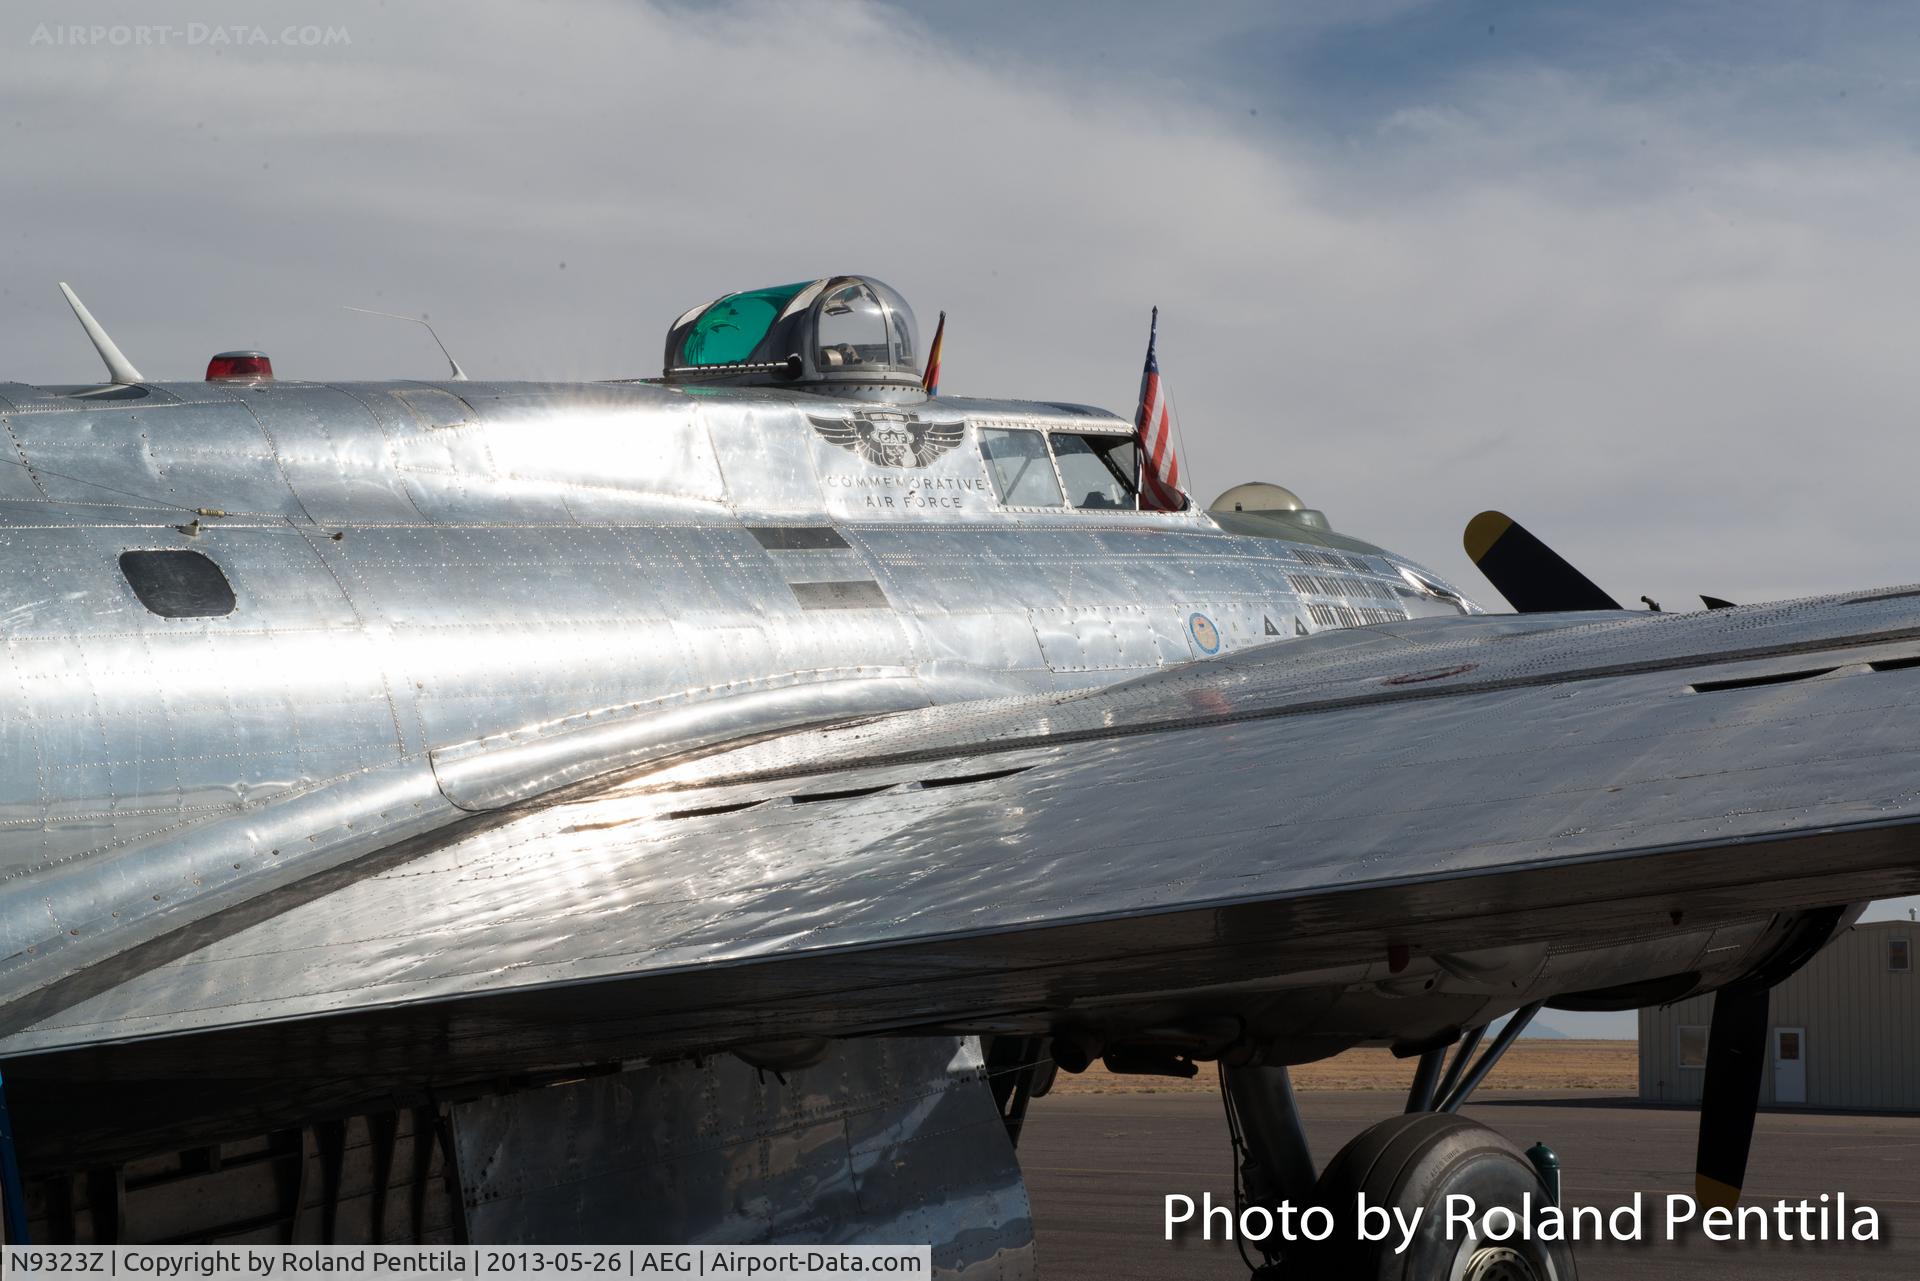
[{"left": 205, "top": 350, "right": 274, "bottom": 382}]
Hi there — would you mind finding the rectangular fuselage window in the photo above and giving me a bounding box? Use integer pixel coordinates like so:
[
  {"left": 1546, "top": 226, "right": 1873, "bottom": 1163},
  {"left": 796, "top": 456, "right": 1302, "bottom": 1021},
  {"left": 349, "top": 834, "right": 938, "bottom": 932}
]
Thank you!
[
  {"left": 979, "top": 428, "right": 1064, "bottom": 507},
  {"left": 1052, "top": 432, "right": 1138, "bottom": 509}
]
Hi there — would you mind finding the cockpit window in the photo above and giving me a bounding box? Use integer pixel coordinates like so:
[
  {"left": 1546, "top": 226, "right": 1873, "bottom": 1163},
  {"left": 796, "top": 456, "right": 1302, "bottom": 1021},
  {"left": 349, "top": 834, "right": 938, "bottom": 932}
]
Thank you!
[
  {"left": 1052, "top": 433, "right": 1137, "bottom": 509},
  {"left": 681, "top": 281, "right": 808, "bottom": 366},
  {"left": 980, "top": 428, "right": 1064, "bottom": 507}
]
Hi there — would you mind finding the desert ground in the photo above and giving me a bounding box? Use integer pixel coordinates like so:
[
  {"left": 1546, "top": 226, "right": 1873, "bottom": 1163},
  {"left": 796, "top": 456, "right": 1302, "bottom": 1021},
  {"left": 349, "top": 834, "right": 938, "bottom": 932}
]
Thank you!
[{"left": 1047, "top": 1039, "right": 1638, "bottom": 1096}]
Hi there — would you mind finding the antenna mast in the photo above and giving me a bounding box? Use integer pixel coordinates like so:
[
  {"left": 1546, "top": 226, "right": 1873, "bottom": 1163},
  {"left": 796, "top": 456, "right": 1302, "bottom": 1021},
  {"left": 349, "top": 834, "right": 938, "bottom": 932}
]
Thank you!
[
  {"left": 343, "top": 306, "right": 469, "bottom": 380},
  {"left": 58, "top": 283, "right": 143, "bottom": 384}
]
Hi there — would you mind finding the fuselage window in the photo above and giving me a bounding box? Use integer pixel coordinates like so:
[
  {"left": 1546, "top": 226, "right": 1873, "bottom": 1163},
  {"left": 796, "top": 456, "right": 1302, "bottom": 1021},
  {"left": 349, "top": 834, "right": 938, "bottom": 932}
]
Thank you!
[
  {"left": 980, "top": 428, "right": 1064, "bottom": 507},
  {"left": 119, "top": 549, "right": 236, "bottom": 618},
  {"left": 1051, "top": 433, "right": 1139, "bottom": 509}
]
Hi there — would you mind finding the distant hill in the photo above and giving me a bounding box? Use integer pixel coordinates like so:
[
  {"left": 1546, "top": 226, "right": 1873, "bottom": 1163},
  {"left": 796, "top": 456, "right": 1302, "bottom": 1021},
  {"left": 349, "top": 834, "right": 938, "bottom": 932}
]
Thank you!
[
  {"left": 1514, "top": 1009, "right": 1638, "bottom": 1040},
  {"left": 1491, "top": 1014, "right": 1635, "bottom": 1041}
]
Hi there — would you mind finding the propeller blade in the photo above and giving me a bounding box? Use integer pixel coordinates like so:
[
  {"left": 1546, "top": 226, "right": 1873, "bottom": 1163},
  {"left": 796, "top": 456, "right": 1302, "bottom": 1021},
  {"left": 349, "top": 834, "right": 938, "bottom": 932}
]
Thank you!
[
  {"left": 1462, "top": 511, "right": 1621, "bottom": 613},
  {"left": 1694, "top": 983, "right": 1770, "bottom": 1209},
  {"left": 1701, "top": 595, "right": 1737, "bottom": 610}
]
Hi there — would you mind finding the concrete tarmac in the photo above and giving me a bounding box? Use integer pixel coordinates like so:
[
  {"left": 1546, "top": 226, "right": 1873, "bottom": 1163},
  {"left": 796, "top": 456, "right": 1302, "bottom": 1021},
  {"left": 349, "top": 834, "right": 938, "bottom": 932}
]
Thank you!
[{"left": 1020, "top": 1089, "right": 1919, "bottom": 1278}]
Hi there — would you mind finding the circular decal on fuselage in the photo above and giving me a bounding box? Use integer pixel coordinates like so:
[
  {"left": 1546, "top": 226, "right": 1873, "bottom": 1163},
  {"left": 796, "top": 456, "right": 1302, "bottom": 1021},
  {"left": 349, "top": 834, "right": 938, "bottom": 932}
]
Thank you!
[{"left": 1188, "top": 612, "right": 1221, "bottom": 654}]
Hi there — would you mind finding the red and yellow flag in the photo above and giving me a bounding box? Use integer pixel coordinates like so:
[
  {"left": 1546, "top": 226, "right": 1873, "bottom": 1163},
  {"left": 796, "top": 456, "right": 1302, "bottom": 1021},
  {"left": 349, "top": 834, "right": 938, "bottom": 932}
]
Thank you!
[{"left": 921, "top": 310, "right": 946, "bottom": 396}]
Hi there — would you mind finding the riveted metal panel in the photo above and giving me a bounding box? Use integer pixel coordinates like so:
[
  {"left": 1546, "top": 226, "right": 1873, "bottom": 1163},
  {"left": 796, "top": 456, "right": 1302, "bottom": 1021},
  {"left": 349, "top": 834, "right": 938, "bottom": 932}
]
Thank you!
[
  {"left": 791, "top": 580, "right": 890, "bottom": 610},
  {"left": 749, "top": 526, "right": 848, "bottom": 550},
  {"left": 0, "top": 523, "right": 398, "bottom": 877},
  {"left": 222, "top": 383, "right": 416, "bottom": 524},
  {"left": 0, "top": 415, "right": 49, "bottom": 504},
  {"left": 915, "top": 611, "right": 1050, "bottom": 678},
  {"left": 3, "top": 399, "right": 303, "bottom": 518},
  {"left": 469, "top": 386, "right": 727, "bottom": 524},
  {"left": 1028, "top": 606, "right": 1166, "bottom": 673},
  {"left": 710, "top": 401, "right": 830, "bottom": 520},
  {"left": 390, "top": 387, "right": 475, "bottom": 430},
  {"left": 308, "top": 382, "right": 731, "bottom": 525},
  {"left": 0, "top": 382, "right": 184, "bottom": 414}
]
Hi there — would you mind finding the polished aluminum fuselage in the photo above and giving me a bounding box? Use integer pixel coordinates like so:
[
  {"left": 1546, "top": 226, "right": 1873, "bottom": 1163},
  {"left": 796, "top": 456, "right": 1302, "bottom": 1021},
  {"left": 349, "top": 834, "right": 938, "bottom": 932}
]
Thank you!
[
  {"left": 0, "top": 376, "right": 1464, "bottom": 1014},
  {"left": 6, "top": 374, "right": 1821, "bottom": 1074}
]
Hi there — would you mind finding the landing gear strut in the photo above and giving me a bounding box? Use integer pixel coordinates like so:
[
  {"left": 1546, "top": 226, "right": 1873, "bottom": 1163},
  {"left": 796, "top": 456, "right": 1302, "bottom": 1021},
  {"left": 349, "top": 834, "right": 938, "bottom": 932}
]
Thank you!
[
  {"left": 1407, "top": 1002, "right": 1544, "bottom": 1115},
  {"left": 1221, "top": 1007, "right": 1572, "bottom": 1278},
  {"left": 1220, "top": 1064, "right": 1318, "bottom": 1273}
]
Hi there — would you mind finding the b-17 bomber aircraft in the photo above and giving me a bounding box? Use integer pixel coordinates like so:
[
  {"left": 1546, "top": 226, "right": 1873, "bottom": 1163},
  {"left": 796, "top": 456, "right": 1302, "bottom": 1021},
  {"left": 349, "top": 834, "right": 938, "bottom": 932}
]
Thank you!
[{"left": 2, "top": 276, "right": 1917, "bottom": 1279}]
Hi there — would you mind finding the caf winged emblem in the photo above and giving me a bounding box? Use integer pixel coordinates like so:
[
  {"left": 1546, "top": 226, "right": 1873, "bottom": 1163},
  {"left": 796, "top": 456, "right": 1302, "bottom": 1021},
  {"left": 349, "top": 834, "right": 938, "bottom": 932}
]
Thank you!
[{"left": 808, "top": 409, "right": 966, "bottom": 469}]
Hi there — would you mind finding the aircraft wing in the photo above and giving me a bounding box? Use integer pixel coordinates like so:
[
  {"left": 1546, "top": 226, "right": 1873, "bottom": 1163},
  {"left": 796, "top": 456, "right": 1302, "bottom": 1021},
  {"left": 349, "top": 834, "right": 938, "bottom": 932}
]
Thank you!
[{"left": 9, "top": 588, "right": 1920, "bottom": 1153}]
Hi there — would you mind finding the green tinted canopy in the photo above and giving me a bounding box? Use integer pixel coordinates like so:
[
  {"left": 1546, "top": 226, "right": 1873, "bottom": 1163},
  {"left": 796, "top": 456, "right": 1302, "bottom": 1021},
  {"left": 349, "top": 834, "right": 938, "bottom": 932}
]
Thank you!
[{"left": 679, "top": 281, "right": 810, "bottom": 366}]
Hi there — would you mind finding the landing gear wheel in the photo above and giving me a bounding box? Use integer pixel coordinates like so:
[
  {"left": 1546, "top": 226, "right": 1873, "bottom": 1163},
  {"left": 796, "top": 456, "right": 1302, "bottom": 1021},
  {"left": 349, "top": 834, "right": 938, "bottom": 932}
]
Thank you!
[{"left": 1308, "top": 1113, "right": 1576, "bottom": 1280}]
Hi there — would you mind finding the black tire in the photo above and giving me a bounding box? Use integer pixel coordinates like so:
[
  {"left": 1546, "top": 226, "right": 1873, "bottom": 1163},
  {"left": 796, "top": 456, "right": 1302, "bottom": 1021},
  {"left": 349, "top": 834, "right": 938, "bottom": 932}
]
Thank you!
[{"left": 1305, "top": 1113, "right": 1576, "bottom": 1281}]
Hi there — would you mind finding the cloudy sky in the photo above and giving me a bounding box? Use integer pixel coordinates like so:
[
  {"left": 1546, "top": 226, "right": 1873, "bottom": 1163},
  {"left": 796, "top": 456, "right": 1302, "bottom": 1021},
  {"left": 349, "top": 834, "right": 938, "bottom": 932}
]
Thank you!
[
  {"left": 11, "top": 0, "right": 1920, "bottom": 603},
  {"left": 7, "top": 2, "right": 1919, "bottom": 1018}
]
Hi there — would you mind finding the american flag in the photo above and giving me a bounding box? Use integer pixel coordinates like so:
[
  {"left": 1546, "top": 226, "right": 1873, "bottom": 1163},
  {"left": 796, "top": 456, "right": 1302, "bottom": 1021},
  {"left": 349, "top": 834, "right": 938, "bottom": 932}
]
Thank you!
[{"left": 1134, "top": 307, "right": 1185, "bottom": 511}]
